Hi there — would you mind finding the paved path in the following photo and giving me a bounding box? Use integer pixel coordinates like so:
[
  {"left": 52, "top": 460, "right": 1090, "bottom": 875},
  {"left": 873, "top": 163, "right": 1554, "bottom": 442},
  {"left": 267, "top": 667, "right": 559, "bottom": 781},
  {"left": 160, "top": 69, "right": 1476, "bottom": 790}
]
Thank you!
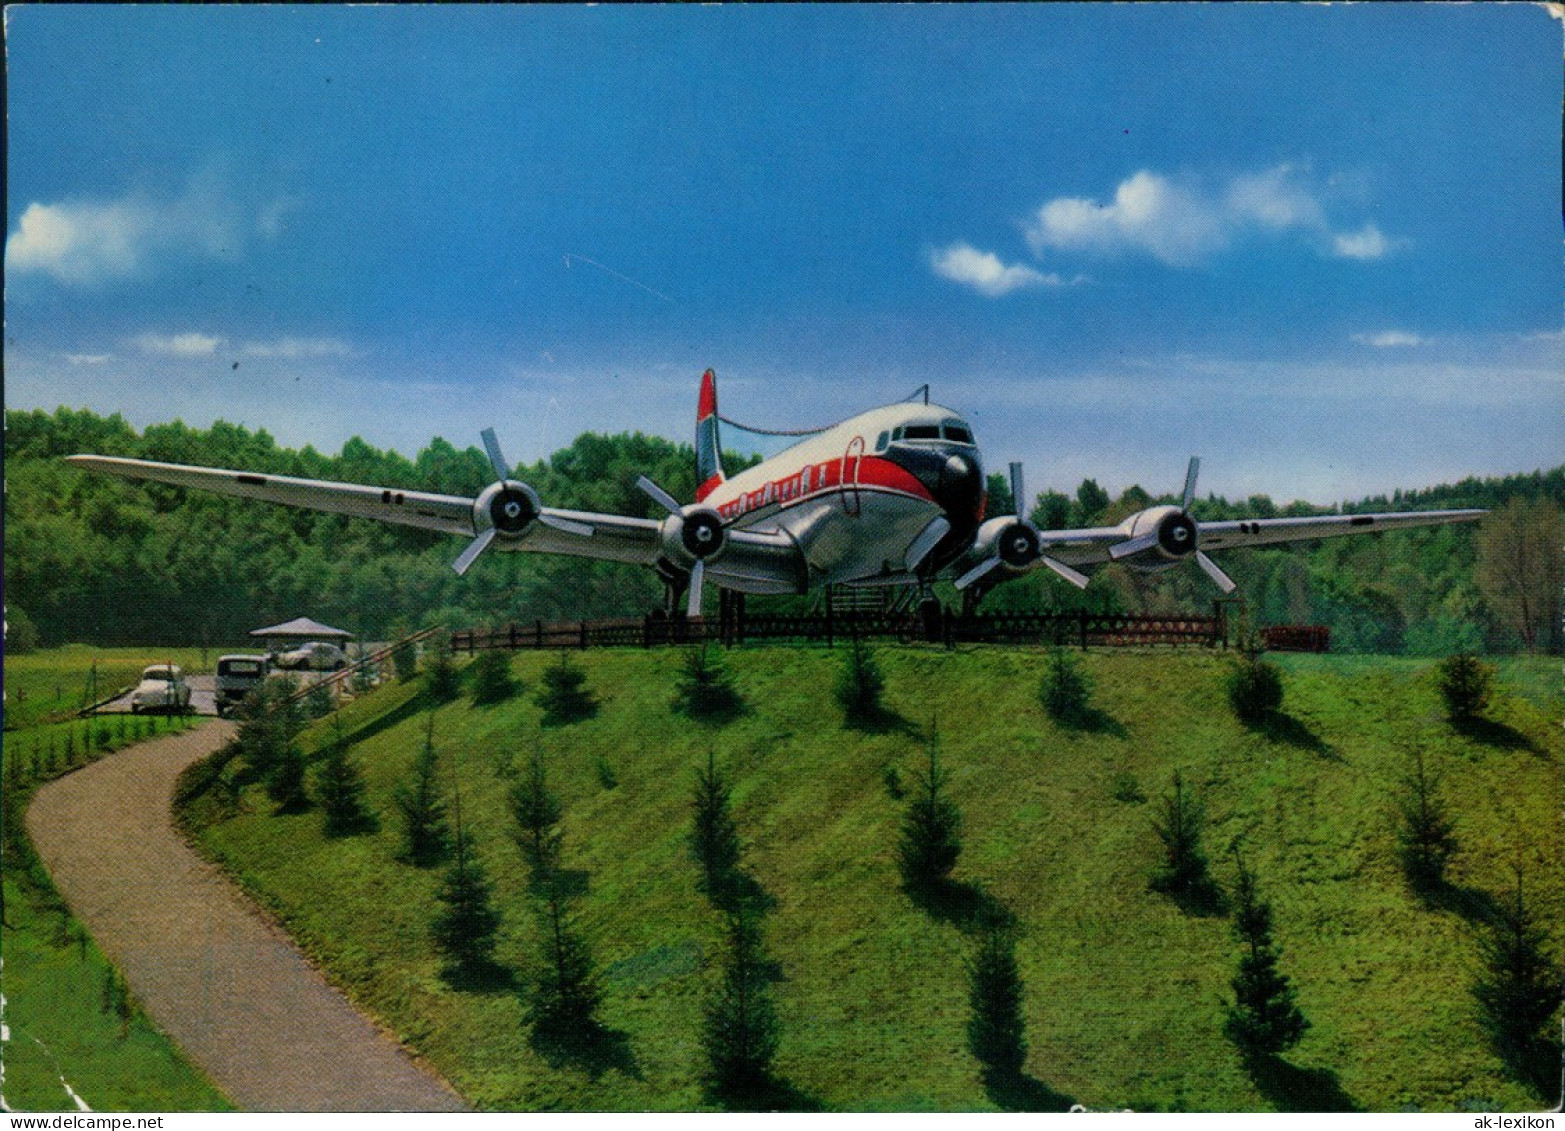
[{"left": 26, "top": 722, "right": 465, "bottom": 1112}]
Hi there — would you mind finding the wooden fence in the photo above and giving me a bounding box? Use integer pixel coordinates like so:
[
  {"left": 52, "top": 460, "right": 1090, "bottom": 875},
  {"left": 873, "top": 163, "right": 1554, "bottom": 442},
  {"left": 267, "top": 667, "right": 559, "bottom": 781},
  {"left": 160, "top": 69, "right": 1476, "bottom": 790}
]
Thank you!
[{"left": 450, "top": 608, "right": 1231, "bottom": 653}]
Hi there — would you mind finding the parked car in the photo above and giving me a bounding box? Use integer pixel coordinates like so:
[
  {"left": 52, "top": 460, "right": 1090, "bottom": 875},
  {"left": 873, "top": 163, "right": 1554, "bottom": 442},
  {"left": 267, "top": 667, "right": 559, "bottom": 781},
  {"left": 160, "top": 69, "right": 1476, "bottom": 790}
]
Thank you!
[
  {"left": 130, "top": 664, "right": 192, "bottom": 714},
  {"left": 273, "top": 641, "right": 348, "bottom": 672},
  {"left": 214, "top": 654, "right": 271, "bottom": 716}
]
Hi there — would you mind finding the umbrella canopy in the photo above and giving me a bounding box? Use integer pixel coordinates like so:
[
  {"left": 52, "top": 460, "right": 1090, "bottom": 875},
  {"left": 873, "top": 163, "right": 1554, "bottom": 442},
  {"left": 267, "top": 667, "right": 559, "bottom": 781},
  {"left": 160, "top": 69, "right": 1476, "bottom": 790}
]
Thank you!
[{"left": 248, "top": 617, "right": 353, "bottom": 641}]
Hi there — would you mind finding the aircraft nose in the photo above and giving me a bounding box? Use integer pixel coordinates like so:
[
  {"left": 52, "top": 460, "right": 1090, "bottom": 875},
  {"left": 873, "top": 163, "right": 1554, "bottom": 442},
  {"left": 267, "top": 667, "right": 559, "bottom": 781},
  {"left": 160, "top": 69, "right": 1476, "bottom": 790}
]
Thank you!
[{"left": 938, "top": 452, "right": 983, "bottom": 520}]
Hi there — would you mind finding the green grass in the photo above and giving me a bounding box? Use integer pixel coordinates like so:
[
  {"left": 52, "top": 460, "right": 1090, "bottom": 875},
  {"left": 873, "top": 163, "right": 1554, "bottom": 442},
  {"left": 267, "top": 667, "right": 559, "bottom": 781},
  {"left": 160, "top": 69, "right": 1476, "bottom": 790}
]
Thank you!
[
  {"left": 2, "top": 708, "right": 228, "bottom": 1112},
  {"left": 3, "top": 644, "right": 235, "bottom": 731},
  {"left": 178, "top": 647, "right": 1559, "bottom": 1111}
]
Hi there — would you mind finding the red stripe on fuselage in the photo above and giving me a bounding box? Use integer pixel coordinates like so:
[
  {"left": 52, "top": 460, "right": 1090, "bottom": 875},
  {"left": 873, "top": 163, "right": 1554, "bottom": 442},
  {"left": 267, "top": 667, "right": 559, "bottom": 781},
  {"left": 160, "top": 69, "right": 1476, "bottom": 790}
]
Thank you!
[{"left": 709, "top": 455, "right": 934, "bottom": 525}]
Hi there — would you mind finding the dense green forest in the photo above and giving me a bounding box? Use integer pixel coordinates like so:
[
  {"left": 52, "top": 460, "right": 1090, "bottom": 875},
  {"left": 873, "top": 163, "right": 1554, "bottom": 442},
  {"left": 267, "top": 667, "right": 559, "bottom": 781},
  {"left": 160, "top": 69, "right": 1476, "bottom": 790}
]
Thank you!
[{"left": 5, "top": 406, "right": 1560, "bottom": 653}]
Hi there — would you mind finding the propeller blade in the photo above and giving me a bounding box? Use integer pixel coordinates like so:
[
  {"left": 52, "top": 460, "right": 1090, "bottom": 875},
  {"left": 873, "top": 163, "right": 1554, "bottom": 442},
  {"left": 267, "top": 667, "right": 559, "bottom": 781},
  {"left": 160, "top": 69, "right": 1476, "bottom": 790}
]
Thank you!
[
  {"left": 1009, "top": 461, "right": 1026, "bottom": 522},
  {"left": 905, "top": 515, "right": 951, "bottom": 573},
  {"left": 954, "top": 555, "right": 1005, "bottom": 591},
  {"left": 539, "top": 513, "right": 594, "bottom": 537},
  {"left": 1108, "top": 532, "right": 1161, "bottom": 561},
  {"left": 1040, "top": 555, "right": 1090, "bottom": 589},
  {"left": 1195, "top": 550, "right": 1237, "bottom": 593},
  {"left": 480, "top": 428, "right": 511, "bottom": 481},
  {"left": 1181, "top": 456, "right": 1201, "bottom": 512},
  {"left": 452, "top": 528, "right": 498, "bottom": 576},
  {"left": 686, "top": 559, "right": 705, "bottom": 617},
  {"left": 636, "top": 475, "right": 683, "bottom": 515}
]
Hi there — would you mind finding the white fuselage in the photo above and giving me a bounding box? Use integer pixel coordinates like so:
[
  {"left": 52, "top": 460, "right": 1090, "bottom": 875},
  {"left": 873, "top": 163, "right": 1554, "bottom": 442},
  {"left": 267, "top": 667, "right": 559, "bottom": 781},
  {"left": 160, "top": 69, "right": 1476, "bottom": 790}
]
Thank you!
[{"left": 701, "top": 403, "right": 987, "bottom": 589}]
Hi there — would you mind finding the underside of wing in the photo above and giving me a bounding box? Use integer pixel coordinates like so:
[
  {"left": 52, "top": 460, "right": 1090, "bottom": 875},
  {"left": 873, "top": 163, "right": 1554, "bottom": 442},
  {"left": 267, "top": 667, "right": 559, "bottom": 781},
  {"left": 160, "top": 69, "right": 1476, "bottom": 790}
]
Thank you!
[
  {"left": 65, "top": 454, "right": 477, "bottom": 535},
  {"left": 1194, "top": 508, "right": 1486, "bottom": 552}
]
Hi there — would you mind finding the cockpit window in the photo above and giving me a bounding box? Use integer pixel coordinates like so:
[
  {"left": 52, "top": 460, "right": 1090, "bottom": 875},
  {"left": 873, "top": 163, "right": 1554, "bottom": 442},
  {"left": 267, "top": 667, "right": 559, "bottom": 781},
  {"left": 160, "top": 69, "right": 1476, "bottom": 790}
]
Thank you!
[
  {"left": 943, "top": 423, "right": 973, "bottom": 444},
  {"left": 875, "top": 431, "right": 889, "bottom": 452},
  {"left": 903, "top": 424, "right": 941, "bottom": 440}
]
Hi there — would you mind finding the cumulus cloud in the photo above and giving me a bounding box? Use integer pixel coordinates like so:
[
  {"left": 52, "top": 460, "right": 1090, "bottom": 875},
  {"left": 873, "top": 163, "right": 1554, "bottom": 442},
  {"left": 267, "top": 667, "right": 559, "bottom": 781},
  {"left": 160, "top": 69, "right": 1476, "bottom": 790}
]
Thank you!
[
  {"left": 1024, "top": 165, "right": 1396, "bottom": 266},
  {"left": 1352, "top": 329, "right": 1425, "bottom": 348},
  {"left": 930, "top": 242, "right": 1064, "bottom": 297},
  {"left": 131, "top": 331, "right": 224, "bottom": 357},
  {"left": 1331, "top": 223, "right": 1394, "bottom": 261},
  {"left": 6, "top": 171, "right": 290, "bottom": 286}
]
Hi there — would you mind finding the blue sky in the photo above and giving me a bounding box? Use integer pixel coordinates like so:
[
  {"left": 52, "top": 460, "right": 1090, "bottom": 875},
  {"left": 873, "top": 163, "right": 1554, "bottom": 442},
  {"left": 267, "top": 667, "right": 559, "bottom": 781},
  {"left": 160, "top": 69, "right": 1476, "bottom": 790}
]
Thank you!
[{"left": 7, "top": 4, "right": 1561, "bottom": 503}]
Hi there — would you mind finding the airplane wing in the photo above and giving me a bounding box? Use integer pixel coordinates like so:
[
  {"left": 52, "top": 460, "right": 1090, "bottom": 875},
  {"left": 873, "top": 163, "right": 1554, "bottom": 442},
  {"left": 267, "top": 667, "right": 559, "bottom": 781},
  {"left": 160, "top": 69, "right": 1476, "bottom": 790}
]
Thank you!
[
  {"left": 64, "top": 453, "right": 808, "bottom": 590},
  {"left": 1038, "top": 507, "right": 1486, "bottom": 565}
]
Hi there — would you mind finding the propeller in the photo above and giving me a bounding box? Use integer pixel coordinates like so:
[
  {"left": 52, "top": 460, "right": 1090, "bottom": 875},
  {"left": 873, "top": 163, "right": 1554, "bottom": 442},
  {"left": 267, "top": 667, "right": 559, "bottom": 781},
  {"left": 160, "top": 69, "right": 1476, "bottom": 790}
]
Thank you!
[
  {"left": 1105, "top": 456, "right": 1235, "bottom": 593},
  {"left": 636, "top": 475, "right": 725, "bottom": 617},
  {"left": 954, "top": 462, "right": 1089, "bottom": 591},
  {"left": 451, "top": 428, "right": 592, "bottom": 576}
]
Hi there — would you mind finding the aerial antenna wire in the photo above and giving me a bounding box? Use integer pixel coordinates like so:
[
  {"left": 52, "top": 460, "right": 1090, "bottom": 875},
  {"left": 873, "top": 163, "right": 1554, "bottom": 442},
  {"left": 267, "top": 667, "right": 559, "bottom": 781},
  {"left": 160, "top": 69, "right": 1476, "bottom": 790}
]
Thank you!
[
  {"left": 561, "top": 253, "right": 674, "bottom": 303},
  {"left": 717, "top": 383, "right": 937, "bottom": 438}
]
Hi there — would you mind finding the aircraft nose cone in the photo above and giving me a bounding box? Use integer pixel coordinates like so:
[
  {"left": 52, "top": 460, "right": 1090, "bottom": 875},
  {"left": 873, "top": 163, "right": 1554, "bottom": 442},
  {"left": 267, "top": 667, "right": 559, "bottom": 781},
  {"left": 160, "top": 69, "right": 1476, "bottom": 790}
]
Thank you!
[{"left": 945, "top": 454, "right": 973, "bottom": 480}]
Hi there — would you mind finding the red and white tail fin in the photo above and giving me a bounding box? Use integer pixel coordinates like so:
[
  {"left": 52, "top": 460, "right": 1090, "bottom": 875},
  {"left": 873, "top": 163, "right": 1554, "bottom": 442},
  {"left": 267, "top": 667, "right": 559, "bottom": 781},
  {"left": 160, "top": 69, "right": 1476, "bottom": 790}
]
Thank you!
[{"left": 695, "top": 368, "right": 725, "bottom": 502}]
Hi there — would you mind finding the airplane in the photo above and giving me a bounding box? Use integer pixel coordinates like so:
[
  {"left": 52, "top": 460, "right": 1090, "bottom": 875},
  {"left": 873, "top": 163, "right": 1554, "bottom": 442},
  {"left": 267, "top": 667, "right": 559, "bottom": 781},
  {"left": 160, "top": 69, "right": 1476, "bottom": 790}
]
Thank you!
[{"left": 66, "top": 368, "right": 1485, "bottom": 617}]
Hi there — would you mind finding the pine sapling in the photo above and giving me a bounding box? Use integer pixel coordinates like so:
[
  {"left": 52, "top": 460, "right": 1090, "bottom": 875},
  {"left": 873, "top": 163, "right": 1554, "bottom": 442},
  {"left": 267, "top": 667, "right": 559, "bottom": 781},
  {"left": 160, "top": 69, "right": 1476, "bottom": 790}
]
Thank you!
[
  {"left": 1223, "top": 853, "right": 1308, "bottom": 1062},
  {"left": 701, "top": 910, "right": 780, "bottom": 1103},
  {"left": 395, "top": 714, "right": 450, "bottom": 866},
  {"left": 967, "top": 927, "right": 1028, "bottom": 1079},
  {"left": 691, "top": 752, "right": 742, "bottom": 907},
  {"left": 897, "top": 728, "right": 963, "bottom": 893},
  {"left": 1395, "top": 748, "right": 1457, "bottom": 892}
]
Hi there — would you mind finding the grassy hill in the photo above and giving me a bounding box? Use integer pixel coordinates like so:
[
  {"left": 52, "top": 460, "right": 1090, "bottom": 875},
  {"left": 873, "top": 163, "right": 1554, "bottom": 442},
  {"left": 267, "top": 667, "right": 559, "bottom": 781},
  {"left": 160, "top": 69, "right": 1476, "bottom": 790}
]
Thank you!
[{"left": 182, "top": 646, "right": 1562, "bottom": 1112}]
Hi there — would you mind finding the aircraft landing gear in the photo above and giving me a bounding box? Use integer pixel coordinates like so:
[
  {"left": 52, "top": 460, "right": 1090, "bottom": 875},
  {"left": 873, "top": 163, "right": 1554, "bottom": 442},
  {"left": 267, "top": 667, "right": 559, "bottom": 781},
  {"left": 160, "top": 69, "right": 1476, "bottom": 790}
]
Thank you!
[{"left": 917, "top": 585, "right": 943, "bottom": 644}]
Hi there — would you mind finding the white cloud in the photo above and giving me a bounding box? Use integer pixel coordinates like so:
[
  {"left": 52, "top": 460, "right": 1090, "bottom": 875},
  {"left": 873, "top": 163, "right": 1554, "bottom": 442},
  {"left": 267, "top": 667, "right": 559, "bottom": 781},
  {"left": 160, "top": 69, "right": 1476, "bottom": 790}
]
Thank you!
[
  {"left": 6, "top": 171, "right": 286, "bottom": 286},
  {"left": 1352, "top": 329, "right": 1424, "bottom": 348},
  {"left": 240, "top": 336, "right": 353, "bottom": 359},
  {"left": 1024, "top": 165, "right": 1396, "bottom": 266},
  {"left": 1331, "top": 223, "right": 1394, "bottom": 261},
  {"left": 62, "top": 352, "right": 113, "bottom": 366},
  {"left": 930, "top": 243, "right": 1061, "bottom": 297},
  {"left": 131, "top": 332, "right": 224, "bottom": 357}
]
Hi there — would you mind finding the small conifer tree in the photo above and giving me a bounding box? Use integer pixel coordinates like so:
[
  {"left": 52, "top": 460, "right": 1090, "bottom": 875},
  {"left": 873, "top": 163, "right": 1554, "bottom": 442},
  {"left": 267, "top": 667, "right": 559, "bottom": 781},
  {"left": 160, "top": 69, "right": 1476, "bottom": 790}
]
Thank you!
[
  {"left": 510, "top": 749, "right": 563, "bottom": 884},
  {"left": 395, "top": 714, "right": 450, "bottom": 866},
  {"left": 392, "top": 634, "right": 420, "bottom": 682},
  {"left": 268, "top": 740, "right": 310, "bottom": 814},
  {"left": 835, "top": 636, "right": 886, "bottom": 725},
  {"left": 1150, "top": 769, "right": 1211, "bottom": 897},
  {"left": 1473, "top": 869, "right": 1559, "bottom": 1065},
  {"left": 897, "top": 730, "right": 963, "bottom": 892},
  {"left": 1228, "top": 658, "right": 1284, "bottom": 724},
  {"left": 967, "top": 928, "right": 1028, "bottom": 1079},
  {"left": 673, "top": 646, "right": 742, "bottom": 721},
  {"left": 1040, "top": 648, "right": 1093, "bottom": 728},
  {"left": 1436, "top": 651, "right": 1492, "bottom": 723},
  {"left": 529, "top": 884, "right": 604, "bottom": 1041},
  {"left": 1395, "top": 748, "right": 1457, "bottom": 892},
  {"left": 432, "top": 797, "right": 502, "bottom": 977},
  {"left": 317, "top": 717, "right": 375, "bottom": 836},
  {"left": 1223, "top": 854, "right": 1308, "bottom": 1061},
  {"left": 425, "top": 632, "right": 461, "bottom": 702},
  {"left": 701, "top": 910, "right": 780, "bottom": 1103},
  {"left": 471, "top": 649, "right": 519, "bottom": 706},
  {"left": 305, "top": 679, "right": 335, "bottom": 719},
  {"left": 691, "top": 752, "right": 742, "bottom": 906},
  {"left": 536, "top": 653, "right": 597, "bottom": 725}
]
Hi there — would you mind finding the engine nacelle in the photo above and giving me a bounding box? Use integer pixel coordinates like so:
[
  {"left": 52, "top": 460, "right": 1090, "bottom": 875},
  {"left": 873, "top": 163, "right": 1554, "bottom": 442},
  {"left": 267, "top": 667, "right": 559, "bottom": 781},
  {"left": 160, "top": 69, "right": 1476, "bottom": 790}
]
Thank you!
[
  {"left": 961, "top": 514, "right": 1042, "bottom": 573},
  {"left": 1121, "top": 504, "right": 1199, "bottom": 562},
  {"left": 473, "top": 479, "right": 543, "bottom": 539},
  {"left": 658, "top": 505, "right": 728, "bottom": 570}
]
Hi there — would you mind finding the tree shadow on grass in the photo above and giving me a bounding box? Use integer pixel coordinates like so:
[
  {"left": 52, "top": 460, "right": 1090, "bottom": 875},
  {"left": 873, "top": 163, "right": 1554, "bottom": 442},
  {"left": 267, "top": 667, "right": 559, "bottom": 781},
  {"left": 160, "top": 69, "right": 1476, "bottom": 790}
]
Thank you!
[
  {"left": 1499, "top": 1034, "right": 1564, "bottom": 1105},
  {"left": 1150, "top": 874, "right": 1228, "bottom": 918},
  {"left": 339, "top": 693, "right": 432, "bottom": 748},
  {"left": 710, "top": 869, "right": 779, "bottom": 917},
  {"left": 438, "top": 957, "right": 518, "bottom": 994},
  {"left": 540, "top": 700, "right": 600, "bottom": 728},
  {"left": 1246, "top": 711, "right": 1337, "bottom": 758},
  {"left": 906, "top": 877, "right": 1015, "bottom": 934},
  {"left": 706, "top": 1074, "right": 824, "bottom": 1112},
  {"left": 1454, "top": 717, "right": 1539, "bottom": 754},
  {"left": 844, "top": 702, "right": 915, "bottom": 736},
  {"left": 529, "top": 1021, "right": 643, "bottom": 1081},
  {"left": 1417, "top": 879, "right": 1501, "bottom": 925},
  {"left": 981, "top": 1066, "right": 1078, "bottom": 1112},
  {"left": 1247, "top": 1054, "right": 1359, "bottom": 1112},
  {"left": 1054, "top": 706, "right": 1128, "bottom": 738}
]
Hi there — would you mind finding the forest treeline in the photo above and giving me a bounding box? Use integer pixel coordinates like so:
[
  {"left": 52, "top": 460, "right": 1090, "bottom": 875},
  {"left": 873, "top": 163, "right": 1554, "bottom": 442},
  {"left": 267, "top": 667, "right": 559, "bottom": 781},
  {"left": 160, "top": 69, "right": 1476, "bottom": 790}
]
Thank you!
[{"left": 4, "top": 406, "right": 1560, "bottom": 653}]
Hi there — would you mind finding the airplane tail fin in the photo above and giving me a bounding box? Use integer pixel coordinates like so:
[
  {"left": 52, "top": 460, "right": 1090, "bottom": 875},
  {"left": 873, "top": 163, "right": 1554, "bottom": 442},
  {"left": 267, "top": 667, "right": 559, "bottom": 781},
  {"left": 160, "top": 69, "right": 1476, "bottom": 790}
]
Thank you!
[{"left": 695, "top": 368, "right": 725, "bottom": 502}]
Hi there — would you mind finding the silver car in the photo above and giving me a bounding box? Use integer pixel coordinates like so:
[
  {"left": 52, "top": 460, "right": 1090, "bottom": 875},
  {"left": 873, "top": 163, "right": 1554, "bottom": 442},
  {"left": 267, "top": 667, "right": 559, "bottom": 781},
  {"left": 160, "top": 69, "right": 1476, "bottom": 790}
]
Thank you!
[
  {"left": 130, "top": 664, "right": 192, "bottom": 714},
  {"left": 273, "top": 641, "right": 348, "bottom": 671}
]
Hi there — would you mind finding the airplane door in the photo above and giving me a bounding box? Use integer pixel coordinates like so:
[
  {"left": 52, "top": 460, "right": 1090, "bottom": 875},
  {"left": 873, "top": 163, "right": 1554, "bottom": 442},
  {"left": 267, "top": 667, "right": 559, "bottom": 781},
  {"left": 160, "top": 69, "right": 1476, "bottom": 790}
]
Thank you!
[{"left": 842, "top": 436, "right": 864, "bottom": 518}]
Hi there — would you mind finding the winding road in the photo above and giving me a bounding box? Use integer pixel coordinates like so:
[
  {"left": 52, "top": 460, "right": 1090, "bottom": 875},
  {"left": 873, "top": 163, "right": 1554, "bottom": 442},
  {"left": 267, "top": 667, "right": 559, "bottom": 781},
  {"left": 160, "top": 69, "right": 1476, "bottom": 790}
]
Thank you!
[{"left": 26, "top": 721, "right": 465, "bottom": 1112}]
